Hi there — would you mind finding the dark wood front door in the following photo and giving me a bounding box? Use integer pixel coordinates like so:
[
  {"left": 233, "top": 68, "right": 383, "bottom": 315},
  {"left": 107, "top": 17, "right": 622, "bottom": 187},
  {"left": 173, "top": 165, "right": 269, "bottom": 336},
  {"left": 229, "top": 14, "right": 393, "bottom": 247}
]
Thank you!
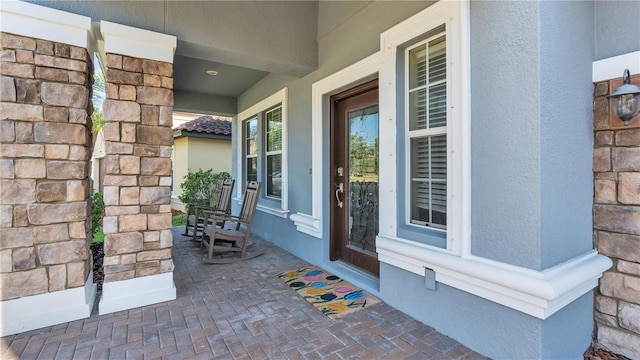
[{"left": 330, "top": 79, "right": 380, "bottom": 276}]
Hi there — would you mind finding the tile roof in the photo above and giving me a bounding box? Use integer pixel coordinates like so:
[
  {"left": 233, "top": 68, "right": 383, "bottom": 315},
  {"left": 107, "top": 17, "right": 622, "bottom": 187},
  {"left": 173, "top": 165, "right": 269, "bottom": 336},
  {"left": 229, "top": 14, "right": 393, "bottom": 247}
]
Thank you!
[{"left": 174, "top": 115, "right": 232, "bottom": 136}]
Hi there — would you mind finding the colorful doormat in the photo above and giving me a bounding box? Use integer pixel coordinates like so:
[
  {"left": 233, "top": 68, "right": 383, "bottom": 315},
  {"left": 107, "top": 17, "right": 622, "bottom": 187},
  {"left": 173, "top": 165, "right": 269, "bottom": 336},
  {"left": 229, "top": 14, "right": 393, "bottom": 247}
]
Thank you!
[{"left": 277, "top": 265, "right": 381, "bottom": 319}]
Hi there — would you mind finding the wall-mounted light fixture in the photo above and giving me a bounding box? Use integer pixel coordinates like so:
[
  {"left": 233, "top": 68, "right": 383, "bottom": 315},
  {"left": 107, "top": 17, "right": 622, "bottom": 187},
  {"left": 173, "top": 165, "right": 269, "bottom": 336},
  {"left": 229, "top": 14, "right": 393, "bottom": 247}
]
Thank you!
[{"left": 608, "top": 69, "right": 640, "bottom": 126}]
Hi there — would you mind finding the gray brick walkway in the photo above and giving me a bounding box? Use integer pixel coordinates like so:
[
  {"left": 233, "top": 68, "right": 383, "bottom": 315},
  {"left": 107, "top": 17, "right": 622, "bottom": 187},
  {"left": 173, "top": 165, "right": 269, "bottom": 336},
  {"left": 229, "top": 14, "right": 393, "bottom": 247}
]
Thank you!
[{"left": 1, "top": 228, "right": 487, "bottom": 359}]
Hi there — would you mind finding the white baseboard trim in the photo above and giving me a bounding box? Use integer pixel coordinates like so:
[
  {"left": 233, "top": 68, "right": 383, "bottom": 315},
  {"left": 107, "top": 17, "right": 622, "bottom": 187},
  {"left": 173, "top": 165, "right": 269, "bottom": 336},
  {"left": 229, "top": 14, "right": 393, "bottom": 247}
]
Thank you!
[
  {"left": 377, "top": 234, "right": 612, "bottom": 319},
  {"left": 0, "top": 275, "right": 97, "bottom": 337},
  {"left": 98, "top": 272, "right": 176, "bottom": 315}
]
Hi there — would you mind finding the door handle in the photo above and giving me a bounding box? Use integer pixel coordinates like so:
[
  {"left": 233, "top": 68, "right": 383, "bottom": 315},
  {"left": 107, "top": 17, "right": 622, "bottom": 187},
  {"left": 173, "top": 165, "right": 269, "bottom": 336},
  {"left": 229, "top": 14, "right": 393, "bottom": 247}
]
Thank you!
[{"left": 335, "top": 182, "right": 344, "bottom": 208}]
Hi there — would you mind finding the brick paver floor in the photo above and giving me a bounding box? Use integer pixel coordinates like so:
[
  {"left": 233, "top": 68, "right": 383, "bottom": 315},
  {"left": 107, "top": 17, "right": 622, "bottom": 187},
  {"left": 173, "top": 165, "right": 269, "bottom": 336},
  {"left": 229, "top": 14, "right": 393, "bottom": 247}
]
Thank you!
[{"left": 1, "top": 228, "right": 488, "bottom": 359}]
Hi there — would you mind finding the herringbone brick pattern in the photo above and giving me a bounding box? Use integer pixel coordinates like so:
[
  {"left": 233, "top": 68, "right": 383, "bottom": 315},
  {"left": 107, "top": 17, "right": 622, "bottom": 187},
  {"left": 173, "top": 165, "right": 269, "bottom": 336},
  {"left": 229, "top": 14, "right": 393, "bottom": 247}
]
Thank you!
[{"left": 1, "top": 228, "right": 487, "bottom": 359}]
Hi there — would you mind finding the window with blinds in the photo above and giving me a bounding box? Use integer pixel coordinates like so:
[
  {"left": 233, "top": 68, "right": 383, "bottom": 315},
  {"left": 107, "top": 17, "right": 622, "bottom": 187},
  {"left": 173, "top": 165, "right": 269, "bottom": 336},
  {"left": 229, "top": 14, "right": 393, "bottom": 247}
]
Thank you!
[
  {"left": 265, "top": 106, "right": 282, "bottom": 198},
  {"left": 406, "top": 33, "right": 447, "bottom": 229},
  {"left": 245, "top": 118, "right": 258, "bottom": 183}
]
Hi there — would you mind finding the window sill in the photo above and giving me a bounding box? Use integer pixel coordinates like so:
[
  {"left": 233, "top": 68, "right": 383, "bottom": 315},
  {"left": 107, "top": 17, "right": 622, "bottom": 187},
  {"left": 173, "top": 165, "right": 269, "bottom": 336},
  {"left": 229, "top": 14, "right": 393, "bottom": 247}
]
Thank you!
[
  {"left": 289, "top": 212, "right": 322, "bottom": 238},
  {"left": 376, "top": 234, "right": 612, "bottom": 319},
  {"left": 234, "top": 197, "right": 289, "bottom": 218}
]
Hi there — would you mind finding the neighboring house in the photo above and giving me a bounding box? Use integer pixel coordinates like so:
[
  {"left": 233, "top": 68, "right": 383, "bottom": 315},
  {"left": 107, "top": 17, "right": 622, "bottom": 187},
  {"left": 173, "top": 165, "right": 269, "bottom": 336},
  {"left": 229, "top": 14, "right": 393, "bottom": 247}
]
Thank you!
[
  {"left": 172, "top": 115, "right": 232, "bottom": 211},
  {"left": 1, "top": 1, "right": 639, "bottom": 359}
]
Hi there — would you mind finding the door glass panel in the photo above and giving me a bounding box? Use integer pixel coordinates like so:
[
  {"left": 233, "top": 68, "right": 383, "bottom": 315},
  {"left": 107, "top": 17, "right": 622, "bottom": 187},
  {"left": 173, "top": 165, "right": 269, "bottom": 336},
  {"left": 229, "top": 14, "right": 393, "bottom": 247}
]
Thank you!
[{"left": 348, "top": 105, "right": 379, "bottom": 254}]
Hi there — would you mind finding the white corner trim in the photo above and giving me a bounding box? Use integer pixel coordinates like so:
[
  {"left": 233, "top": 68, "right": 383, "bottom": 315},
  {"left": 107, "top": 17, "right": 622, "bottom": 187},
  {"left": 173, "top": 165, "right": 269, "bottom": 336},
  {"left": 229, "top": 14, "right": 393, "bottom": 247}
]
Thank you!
[
  {"left": 289, "top": 212, "right": 322, "bottom": 238},
  {"left": 0, "top": 274, "right": 97, "bottom": 337},
  {"left": 99, "top": 272, "right": 176, "bottom": 315},
  {"left": 593, "top": 51, "right": 640, "bottom": 82},
  {"left": 100, "top": 21, "right": 177, "bottom": 64},
  {"left": 377, "top": 234, "right": 612, "bottom": 319},
  {"left": 0, "top": 0, "right": 93, "bottom": 49}
]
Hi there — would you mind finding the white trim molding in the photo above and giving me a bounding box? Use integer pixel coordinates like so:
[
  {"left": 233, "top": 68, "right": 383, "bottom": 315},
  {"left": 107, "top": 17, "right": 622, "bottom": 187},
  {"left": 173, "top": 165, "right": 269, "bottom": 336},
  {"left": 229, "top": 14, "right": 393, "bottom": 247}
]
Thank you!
[
  {"left": 0, "top": 0, "right": 94, "bottom": 54},
  {"left": 592, "top": 51, "right": 640, "bottom": 83},
  {"left": 377, "top": 234, "right": 612, "bottom": 319},
  {"left": 99, "top": 272, "right": 176, "bottom": 315},
  {"left": 0, "top": 275, "right": 97, "bottom": 336},
  {"left": 100, "top": 21, "right": 177, "bottom": 64}
]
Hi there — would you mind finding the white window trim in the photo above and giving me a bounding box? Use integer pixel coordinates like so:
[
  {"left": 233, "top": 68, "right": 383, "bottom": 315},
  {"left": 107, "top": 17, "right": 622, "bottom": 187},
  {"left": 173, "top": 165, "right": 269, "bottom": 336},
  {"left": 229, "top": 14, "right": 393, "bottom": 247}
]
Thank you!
[
  {"left": 236, "top": 88, "right": 289, "bottom": 218},
  {"left": 302, "top": 0, "right": 611, "bottom": 320}
]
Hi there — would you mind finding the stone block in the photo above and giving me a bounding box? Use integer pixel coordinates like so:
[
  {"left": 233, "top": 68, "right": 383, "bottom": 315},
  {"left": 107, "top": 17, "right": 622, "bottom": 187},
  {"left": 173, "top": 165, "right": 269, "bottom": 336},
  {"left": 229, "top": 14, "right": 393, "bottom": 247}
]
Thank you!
[
  {"left": 159, "top": 205, "right": 171, "bottom": 213},
  {"left": 593, "top": 147, "right": 611, "bottom": 172},
  {"left": 0, "top": 179, "right": 36, "bottom": 204},
  {"left": 599, "top": 231, "right": 640, "bottom": 263},
  {"left": 159, "top": 229, "right": 172, "bottom": 248},
  {"left": 54, "top": 43, "right": 70, "bottom": 58},
  {"left": 13, "top": 247, "right": 36, "bottom": 271},
  {"left": 159, "top": 106, "right": 172, "bottom": 127},
  {"left": 619, "top": 172, "right": 640, "bottom": 205},
  {"left": 103, "top": 122, "right": 120, "bottom": 142},
  {"left": 139, "top": 187, "right": 171, "bottom": 205},
  {"left": 594, "top": 97, "right": 610, "bottom": 130},
  {"left": 103, "top": 155, "right": 119, "bottom": 176},
  {"left": 140, "top": 205, "right": 159, "bottom": 214},
  {"left": 27, "top": 202, "right": 86, "bottom": 225},
  {"left": 0, "top": 227, "right": 33, "bottom": 248},
  {"left": 140, "top": 105, "right": 159, "bottom": 126},
  {"left": 0, "top": 49, "right": 16, "bottom": 62},
  {"left": 103, "top": 186, "right": 120, "bottom": 206},
  {"left": 119, "top": 155, "right": 140, "bottom": 175},
  {"left": 159, "top": 177, "right": 172, "bottom": 187},
  {"left": 34, "top": 54, "right": 86, "bottom": 72},
  {"left": 66, "top": 261, "right": 86, "bottom": 287},
  {"left": 136, "top": 87, "right": 173, "bottom": 106},
  {"left": 102, "top": 215, "right": 118, "bottom": 234},
  {"left": 120, "top": 187, "right": 139, "bottom": 205},
  {"left": 16, "top": 49, "right": 35, "bottom": 63},
  {"left": 137, "top": 126, "right": 173, "bottom": 146},
  {"left": 0, "top": 102, "right": 43, "bottom": 121},
  {"left": 119, "top": 85, "right": 136, "bottom": 101},
  {"left": 122, "top": 57, "right": 143, "bottom": 72},
  {"left": 616, "top": 129, "right": 640, "bottom": 146},
  {"left": 102, "top": 255, "right": 119, "bottom": 266},
  {"left": 44, "top": 145, "right": 69, "bottom": 159},
  {"left": 140, "top": 158, "right": 171, "bottom": 176},
  {"left": 104, "top": 232, "right": 143, "bottom": 256},
  {"left": 600, "top": 272, "right": 640, "bottom": 305},
  {"left": 49, "top": 264, "right": 66, "bottom": 292},
  {"left": 619, "top": 260, "right": 640, "bottom": 277},
  {"left": 68, "top": 145, "right": 89, "bottom": 161},
  {"left": 68, "top": 221, "right": 86, "bottom": 239},
  {"left": 35, "top": 67, "right": 69, "bottom": 82},
  {"left": 103, "top": 263, "right": 135, "bottom": 275},
  {"left": 0, "top": 144, "right": 44, "bottom": 158},
  {"left": 14, "top": 122, "right": 33, "bottom": 143},
  {"left": 69, "top": 109, "right": 88, "bottom": 124},
  {"left": 106, "top": 68, "right": 142, "bottom": 86},
  {"left": 594, "top": 205, "right": 640, "bottom": 235},
  {"left": 137, "top": 249, "right": 170, "bottom": 262},
  {"left": 119, "top": 213, "right": 147, "bottom": 232},
  {"left": 41, "top": 82, "right": 88, "bottom": 108},
  {"left": 46, "top": 160, "right": 86, "bottom": 180},
  {"left": 0, "top": 33, "right": 36, "bottom": 50},
  {"left": 596, "top": 295, "right": 617, "bottom": 316},
  {"left": 69, "top": 71, "right": 87, "bottom": 85},
  {"left": 15, "top": 79, "right": 40, "bottom": 104},
  {"left": 13, "top": 206, "right": 27, "bottom": 227},
  {"left": 36, "top": 40, "right": 54, "bottom": 55},
  {"left": 14, "top": 159, "right": 45, "bottom": 179},
  {"left": 104, "top": 206, "right": 140, "bottom": 216},
  {"left": 0, "top": 206, "right": 12, "bottom": 228},
  {"left": 143, "top": 60, "right": 172, "bottom": 77},
  {"left": 44, "top": 107, "right": 69, "bottom": 123},
  {"left": 103, "top": 175, "right": 137, "bottom": 186},
  {"left": 144, "top": 242, "right": 160, "bottom": 250},
  {"left": 0, "top": 268, "right": 47, "bottom": 301},
  {"left": 161, "top": 77, "right": 173, "bottom": 89},
  {"left": 106, "top": 83, "right": 118, "bottom": 99},
  {"left": 70, "top": 46, "right": 86, "bottom": 61},
  {"left": 595, "top": 311, "right": 618, "bottom": 328},
  {"left": 37, "top": 240, "right": 87, "bottom": 265},
  {"left": 613, "top": 147, "right": 640, "bottom": 171},
  {"left": 121, "top": 254, "right": 136, "bottom": 264},
  {"left": 0, "top": 76, "right": 16, "bottom": 102},
  {"left": 160, "top": 259, "right": 174, "bottom": 273},
  {"left": 0, "top": 250, "right": 11, "bottom": 272},
  {"left": 0, "top": 62, "right": 34, "bottom": 78},
  {"left": 104, "top": 271, "right": 135, "bottom": 283},
  {"left": 598, "top": 325, "right": 640, "bottom": 359},
  {"left": 35, "top": 123, "right": 86, "bottom": 144},
  {"left": 143, "top": 231, "right": 159, "bottom": 243},
  {"left": 66, "top": 180, "right": 88, "bottom": 202},
  {"left": 619, "top": 302, "right": 640, "bottom": 334},
  {"left": 0, "top": 159, "right": 14, "bottom": 179},
  {"left": 143, "top": 74, "right": 161, "bottom": 87},
  {"left": 105, "top": 142, "right": 134, "bottom": 155},
  {"left": 139, "top": 176, "right": 158, "bottom": 186},
  {"left": 147, "top": 213, "right": 171, "bottom": 231},
  {"left": 106, "top": 54, "right": 122, "bottom": 69},
  {"left": 121, "top": 123, "right": 137, "bottom": 143},
  {"left": 0, "top": 121, "right": 15, "bottom": 142},
  {"left": 136, "top": 260, "right": 161, "bottom": 277},
  {"left": 133, "top": 144, "right": 160, "bottom": 157},
  {"left": 32, "top": 224, "right": 70, "bottom": 244},
  {"left": 36, "top": 181, "right": 67, "bottom": 202}
]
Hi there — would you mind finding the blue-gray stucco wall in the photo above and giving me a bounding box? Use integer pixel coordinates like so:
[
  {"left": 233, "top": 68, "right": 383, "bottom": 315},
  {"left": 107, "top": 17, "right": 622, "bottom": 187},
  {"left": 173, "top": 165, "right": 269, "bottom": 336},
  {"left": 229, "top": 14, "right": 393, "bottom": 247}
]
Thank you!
[{"left": 594, "top": 1, "right": 640, "bottom": 60}]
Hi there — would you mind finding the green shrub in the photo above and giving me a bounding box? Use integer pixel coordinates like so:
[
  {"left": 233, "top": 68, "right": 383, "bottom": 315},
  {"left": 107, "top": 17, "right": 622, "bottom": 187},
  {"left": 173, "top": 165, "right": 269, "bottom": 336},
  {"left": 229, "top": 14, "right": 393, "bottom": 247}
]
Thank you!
[
  {"left": 172, "top": 213, "right": 187, "bottom": 226},
  {"left": 91, "top": 192, "right": 105, "bottom": 239},
  {"left": 178, "top": 169, "right": 231, "bottom": 207}
]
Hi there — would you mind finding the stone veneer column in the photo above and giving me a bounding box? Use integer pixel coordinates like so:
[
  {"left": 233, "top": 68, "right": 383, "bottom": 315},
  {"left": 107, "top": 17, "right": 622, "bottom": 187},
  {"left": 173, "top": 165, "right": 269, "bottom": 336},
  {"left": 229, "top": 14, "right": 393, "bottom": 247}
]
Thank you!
[
  {"left": 592, "top": 63, "right": 640, "bottom": 358},
  {"left": 0, "top": 2, "right": 96, "bottom": 336},
  {"left": 98, "top": 21, "right": 177, "bottom": 315}
]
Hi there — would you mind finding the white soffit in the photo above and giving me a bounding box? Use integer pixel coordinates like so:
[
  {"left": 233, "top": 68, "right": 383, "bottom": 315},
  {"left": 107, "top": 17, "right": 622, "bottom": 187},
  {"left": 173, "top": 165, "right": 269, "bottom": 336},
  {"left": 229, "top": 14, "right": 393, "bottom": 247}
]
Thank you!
[
  {"left": 100, "top": 21, "right": 177, "bottom": 64},
  {"left": 593, "top": 51, "right": 640, "bottom": 82},
  {"left": 0, "top": 0, "right": 92, "bottom": 49}
]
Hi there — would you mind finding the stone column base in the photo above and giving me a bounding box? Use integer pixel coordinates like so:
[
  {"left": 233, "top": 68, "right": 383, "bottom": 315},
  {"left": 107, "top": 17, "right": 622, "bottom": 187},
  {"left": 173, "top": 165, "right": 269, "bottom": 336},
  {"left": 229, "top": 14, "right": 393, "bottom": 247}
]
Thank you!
[
  {"left": 0, "top": 274, "right": 97, "bottom": 336},
  {"left": 98, "top": 272, "right": 176, "bottom": 315}
]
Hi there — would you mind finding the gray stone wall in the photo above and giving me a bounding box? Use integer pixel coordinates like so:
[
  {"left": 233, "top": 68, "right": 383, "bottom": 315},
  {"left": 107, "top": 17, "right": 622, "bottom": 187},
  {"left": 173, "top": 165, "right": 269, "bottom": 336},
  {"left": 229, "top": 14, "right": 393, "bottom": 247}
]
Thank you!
[
  {"left": 101, "top": 53, "right": 174, "bottom": 283},
  {"left": 0, "top": 32, "right": 92, "bottom": 300},
  {"left": 593, "top": 74, "right": 640, "bottom": 359}
]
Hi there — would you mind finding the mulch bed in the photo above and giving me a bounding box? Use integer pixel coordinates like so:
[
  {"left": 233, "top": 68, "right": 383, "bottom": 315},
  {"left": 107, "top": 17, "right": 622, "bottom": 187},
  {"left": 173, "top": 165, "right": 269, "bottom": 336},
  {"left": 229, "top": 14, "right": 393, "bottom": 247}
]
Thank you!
[
  {"left": 584, "top": 346, "right": 630, "bottom": 360},
  {"left": 90, "top": 241, "right": 104, "bottom": 291}
]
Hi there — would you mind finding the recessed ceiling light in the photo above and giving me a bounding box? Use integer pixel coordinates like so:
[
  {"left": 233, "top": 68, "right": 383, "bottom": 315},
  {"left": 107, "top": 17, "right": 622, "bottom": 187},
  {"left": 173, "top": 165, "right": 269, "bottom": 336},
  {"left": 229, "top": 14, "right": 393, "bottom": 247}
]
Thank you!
[{"left": 206, "top": 69, "right": 219, "bottom": 76}]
